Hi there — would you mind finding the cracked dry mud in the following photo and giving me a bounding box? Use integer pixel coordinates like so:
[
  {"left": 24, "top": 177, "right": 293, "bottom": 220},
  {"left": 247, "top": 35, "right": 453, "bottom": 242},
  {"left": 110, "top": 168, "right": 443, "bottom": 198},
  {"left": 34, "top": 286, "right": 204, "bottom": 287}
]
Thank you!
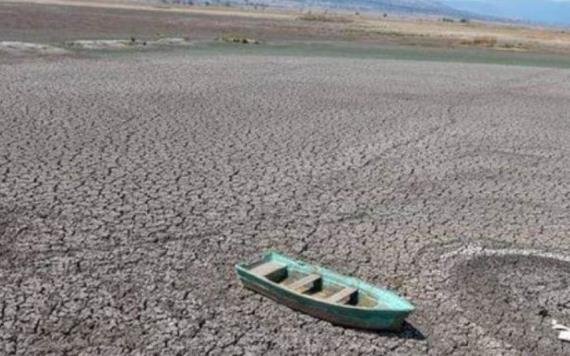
[{"left": 1, "top": 51, "right": 569, "bottom": 355}]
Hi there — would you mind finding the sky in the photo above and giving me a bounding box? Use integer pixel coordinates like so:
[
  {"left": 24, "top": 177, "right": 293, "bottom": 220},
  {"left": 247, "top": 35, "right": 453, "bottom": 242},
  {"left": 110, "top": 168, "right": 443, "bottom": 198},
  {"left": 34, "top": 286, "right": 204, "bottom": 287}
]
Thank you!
[{"left": 443, "top": 0, "right": 570, "bottom": 25}]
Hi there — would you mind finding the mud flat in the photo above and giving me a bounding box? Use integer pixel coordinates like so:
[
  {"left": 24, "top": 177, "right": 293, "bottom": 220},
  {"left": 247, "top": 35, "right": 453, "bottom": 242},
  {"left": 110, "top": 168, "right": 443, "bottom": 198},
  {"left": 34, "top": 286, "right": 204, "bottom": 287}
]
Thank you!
[
  {"left": 1, "top": 1, "right": 570, "bottom": 355},
  {"left": 1, "top": 47, "right": 569, "bottom": 354},
  {"left": 413, "top": 242, "right": 570, "bottom": 355},
  {"left": 453, "top": 252, "right": 570, "bottom": 354}
]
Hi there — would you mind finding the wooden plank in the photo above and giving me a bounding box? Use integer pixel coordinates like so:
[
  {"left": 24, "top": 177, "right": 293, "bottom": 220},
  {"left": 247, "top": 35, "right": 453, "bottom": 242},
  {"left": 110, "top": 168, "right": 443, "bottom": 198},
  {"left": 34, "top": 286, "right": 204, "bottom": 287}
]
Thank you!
[
  {"left": 327, "top": 287, "right": 357, "bottom": 304},
  {"left": 249, "top": 262, "right": 286, "bottom": 277},
  {"left": 288, "top": 274, "right": 321, "bottom": 293}
]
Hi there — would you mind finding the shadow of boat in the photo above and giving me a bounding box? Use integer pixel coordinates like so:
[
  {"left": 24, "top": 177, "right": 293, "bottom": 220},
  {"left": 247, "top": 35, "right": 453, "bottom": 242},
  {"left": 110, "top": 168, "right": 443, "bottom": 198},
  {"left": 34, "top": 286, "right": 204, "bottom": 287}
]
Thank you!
[{"left": 358, "top": 321, "right": 426, "bottom": 340}]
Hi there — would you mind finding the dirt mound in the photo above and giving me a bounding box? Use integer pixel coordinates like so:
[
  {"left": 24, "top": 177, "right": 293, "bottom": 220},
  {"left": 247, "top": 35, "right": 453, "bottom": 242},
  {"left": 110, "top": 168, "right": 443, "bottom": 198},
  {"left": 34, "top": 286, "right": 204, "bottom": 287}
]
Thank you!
[
  {"left": 0, "top": 41, "right": 68, "bottom": 55},
  {"left": 65, "top": 37, "right": 190, "bottom": 50}
]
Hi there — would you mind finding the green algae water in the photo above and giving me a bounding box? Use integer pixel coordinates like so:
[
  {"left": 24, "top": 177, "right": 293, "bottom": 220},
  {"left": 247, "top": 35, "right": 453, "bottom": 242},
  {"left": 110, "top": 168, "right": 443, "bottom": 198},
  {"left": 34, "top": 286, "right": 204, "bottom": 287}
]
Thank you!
[{"left": 186, "top": 41, "right": 570, "bottom": 69}]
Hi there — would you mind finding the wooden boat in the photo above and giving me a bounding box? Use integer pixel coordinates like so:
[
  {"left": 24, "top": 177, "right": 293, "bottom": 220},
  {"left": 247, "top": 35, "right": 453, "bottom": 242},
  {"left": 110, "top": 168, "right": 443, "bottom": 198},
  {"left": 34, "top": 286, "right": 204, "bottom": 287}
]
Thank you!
[{"left": 235, "top": 251, "right": 415, "bottom": 331}]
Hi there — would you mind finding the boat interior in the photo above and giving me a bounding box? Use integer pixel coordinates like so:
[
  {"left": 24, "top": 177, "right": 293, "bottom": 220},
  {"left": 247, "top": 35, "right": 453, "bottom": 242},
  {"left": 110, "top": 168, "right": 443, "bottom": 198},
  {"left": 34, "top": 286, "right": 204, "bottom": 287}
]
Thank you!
[{"left": 248, "top": 261, "right": 378, "bottom": 308}]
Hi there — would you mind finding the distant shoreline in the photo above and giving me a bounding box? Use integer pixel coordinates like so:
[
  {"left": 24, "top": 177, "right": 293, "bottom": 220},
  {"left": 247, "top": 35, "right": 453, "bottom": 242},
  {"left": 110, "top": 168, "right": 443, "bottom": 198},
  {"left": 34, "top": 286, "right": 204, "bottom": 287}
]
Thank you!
[{"left": 2, "top": 0, "right": 570, "bottom": 57}]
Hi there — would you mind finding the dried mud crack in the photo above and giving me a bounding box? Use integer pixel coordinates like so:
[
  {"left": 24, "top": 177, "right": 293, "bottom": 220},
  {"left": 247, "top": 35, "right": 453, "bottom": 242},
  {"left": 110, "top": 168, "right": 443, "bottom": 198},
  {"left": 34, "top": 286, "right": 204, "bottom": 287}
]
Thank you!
[
  {"left": 0, "top": 50, "right": 569, "bottom": 355},
  {"left": 452, "top": 253, "right": 570, "bottom": 355}
]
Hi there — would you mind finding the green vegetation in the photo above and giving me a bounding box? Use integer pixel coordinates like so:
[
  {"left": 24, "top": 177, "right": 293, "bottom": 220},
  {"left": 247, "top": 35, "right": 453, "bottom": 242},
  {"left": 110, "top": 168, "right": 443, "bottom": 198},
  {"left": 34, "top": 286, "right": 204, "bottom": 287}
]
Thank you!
[{"left": 298, "top": 12, "right": 353, "bottom": 23}]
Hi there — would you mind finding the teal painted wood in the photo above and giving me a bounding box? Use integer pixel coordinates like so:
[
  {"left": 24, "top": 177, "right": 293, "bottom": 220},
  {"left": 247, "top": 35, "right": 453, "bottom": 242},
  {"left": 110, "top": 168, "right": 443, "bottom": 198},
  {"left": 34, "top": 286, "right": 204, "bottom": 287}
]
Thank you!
[{"left": 235, "top": 251, "right": 415, "bottom": 331}]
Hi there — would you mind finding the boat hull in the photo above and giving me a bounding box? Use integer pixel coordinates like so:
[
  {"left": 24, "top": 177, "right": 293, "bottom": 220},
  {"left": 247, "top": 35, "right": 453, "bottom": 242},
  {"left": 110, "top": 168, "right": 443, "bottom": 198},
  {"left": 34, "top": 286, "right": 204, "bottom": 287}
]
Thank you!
[{"left": 237, "top": 267, "right": 410, "bottom": 331}]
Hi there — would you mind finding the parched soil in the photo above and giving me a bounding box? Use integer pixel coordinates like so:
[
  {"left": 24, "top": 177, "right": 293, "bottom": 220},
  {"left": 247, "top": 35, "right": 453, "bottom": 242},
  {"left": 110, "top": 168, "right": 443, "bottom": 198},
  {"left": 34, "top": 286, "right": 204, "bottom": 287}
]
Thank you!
[
  {"left": 452, "top": 253, "right": 570, "bottom": 354},
  {"left": 1, "top": 1, "right": 570, "bottom": 355},
  {"left": 1, "top": 48, "right": 570, "bottom": 355}
]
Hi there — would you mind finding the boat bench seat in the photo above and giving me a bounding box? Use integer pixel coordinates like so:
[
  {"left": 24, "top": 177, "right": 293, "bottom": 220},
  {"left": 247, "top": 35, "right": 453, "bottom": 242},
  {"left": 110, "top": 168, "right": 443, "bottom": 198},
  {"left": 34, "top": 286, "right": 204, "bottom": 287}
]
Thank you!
[
  {"left": 250, "top": 262, "right": 286, "bottom": 279},
  {"left": 288, "top": 274, "right": 321, "bottom": 293},
  {"left": 327, "top": 287, "right": 358, "bottom": 304}
]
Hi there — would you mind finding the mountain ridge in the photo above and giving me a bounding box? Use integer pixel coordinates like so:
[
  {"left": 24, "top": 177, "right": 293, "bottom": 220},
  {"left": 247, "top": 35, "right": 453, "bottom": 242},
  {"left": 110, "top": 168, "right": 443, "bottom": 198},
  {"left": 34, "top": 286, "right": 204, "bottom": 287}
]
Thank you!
[
  {"left": 442, "top": 0, "right": 570, "bottom": 26},
  {"left": 167, "top": 0, "right": 570, "bottom": 25},
  {"left": 183, "top": 0, "right": 476, "bottom": 18}
]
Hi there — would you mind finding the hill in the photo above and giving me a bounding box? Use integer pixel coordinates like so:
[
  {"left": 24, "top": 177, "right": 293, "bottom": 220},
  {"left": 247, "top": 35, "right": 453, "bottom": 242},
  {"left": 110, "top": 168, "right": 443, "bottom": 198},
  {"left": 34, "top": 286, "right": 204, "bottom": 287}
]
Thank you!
[
  {"left": 179, "top": 0, "right": 472, "bottom": 17},
  {"left": 442, "top": 0, "right": 570, "bottom": 26}
]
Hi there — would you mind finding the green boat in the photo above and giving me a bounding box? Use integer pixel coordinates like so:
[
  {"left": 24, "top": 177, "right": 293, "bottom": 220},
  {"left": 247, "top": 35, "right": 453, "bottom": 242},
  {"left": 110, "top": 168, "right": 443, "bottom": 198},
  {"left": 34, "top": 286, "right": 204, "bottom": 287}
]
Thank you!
[{"left": 235, "top": 251, "right": 415, "bottom": 331}]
